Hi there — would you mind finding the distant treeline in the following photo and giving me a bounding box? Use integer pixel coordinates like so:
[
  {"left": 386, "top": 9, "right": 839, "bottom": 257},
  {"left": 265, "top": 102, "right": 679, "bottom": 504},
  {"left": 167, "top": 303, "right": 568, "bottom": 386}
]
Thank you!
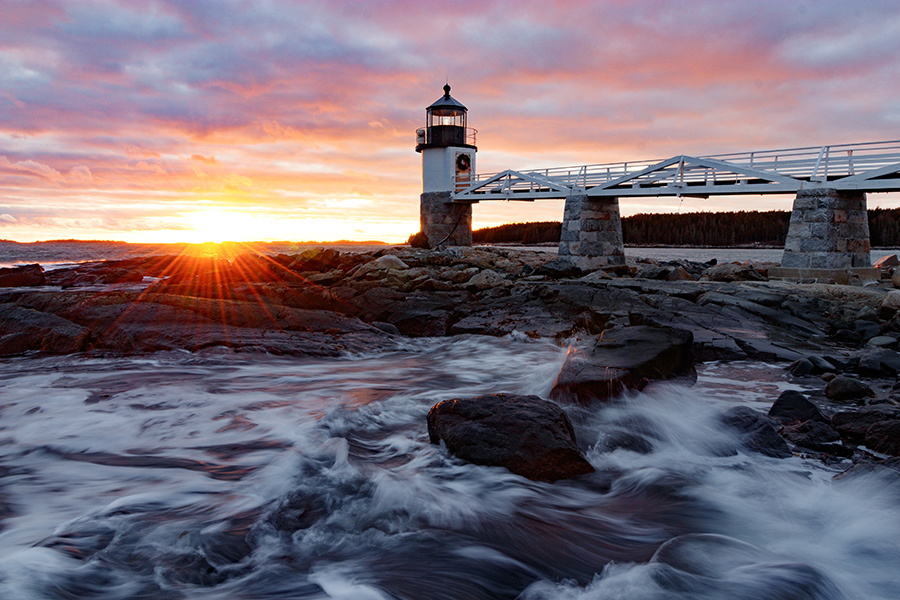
[{"left": 472, "top": 208, "right": 900, "bottom": 247}]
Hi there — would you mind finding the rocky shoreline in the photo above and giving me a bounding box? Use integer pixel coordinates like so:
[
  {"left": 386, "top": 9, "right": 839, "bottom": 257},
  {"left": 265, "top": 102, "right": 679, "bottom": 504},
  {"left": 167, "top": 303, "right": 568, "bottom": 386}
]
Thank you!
[{"left": 2, "top": 246, "right": 900, "bottom": 479}]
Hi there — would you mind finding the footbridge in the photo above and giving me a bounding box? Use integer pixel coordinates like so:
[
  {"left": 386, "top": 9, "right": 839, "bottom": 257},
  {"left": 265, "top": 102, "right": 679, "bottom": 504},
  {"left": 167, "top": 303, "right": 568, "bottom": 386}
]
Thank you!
[
  {"left": 454, "top": 140, "right": 900, "bottom": 201},
  {"left": 433, "top": 140, "right": 900, "bottom": 280}
]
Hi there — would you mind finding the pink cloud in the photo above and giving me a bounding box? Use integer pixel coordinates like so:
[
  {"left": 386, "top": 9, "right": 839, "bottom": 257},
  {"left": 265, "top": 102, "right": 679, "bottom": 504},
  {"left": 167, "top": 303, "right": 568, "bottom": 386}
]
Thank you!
[{"left": 1, "top": 0, "right": 900, "bottom": 241}]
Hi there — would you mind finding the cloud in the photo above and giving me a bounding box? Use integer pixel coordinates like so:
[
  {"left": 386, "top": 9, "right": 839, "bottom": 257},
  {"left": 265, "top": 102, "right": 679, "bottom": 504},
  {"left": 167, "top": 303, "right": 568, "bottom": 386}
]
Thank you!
[
  {"left": 1, "top": 0, "right": 900, "bottom": 242},
  {"left": 190, "top": 154, "right": 218, "bottom": 165}
]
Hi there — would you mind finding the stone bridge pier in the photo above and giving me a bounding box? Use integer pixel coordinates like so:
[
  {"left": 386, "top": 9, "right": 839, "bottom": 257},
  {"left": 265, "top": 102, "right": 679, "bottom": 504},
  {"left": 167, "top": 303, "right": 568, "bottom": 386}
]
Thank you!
[
  {"left": 557, "top": 194, "right": 625, "bottom": 269},
  {"left": 769, "top": 188, "right": 879, "bottom": 281}
]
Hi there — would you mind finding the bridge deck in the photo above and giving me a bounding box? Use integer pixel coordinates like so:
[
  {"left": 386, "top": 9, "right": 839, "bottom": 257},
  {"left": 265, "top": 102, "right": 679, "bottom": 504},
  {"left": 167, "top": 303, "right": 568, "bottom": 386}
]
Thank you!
[{"left": 454, "top": 140, "right": 900, "bottom": 202}]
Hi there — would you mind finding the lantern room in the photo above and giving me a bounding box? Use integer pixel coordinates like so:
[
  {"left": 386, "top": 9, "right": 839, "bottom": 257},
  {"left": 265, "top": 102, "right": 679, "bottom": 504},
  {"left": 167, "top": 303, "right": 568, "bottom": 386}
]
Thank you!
[
  {"left": 416, "top": 84, "right": 477, "bottom": 194},
  {"left": 416, "top": 84, "right": 476, "bottom": 151}
]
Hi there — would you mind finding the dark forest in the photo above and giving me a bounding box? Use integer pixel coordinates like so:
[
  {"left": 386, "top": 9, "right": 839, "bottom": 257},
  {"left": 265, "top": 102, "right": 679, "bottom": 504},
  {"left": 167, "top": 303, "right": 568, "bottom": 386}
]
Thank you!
[{"left": 472, "top": 208, "right": 900, "bottom": 247}]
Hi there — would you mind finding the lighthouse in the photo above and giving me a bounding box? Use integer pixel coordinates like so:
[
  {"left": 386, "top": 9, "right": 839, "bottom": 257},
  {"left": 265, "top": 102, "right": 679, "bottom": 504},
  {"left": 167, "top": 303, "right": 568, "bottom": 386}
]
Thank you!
[{"left": 413, "top": 84, "right": 476, "bottom": 248}]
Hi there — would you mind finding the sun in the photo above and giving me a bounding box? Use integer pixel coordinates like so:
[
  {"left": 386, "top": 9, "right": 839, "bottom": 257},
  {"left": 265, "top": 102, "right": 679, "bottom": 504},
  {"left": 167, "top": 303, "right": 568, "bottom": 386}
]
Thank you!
[
  {"left": 182, "top": 209, "right": 259, "bottom": 243},
  {"left": 177, "top": 208, "right": 411, "bottom": 244}
]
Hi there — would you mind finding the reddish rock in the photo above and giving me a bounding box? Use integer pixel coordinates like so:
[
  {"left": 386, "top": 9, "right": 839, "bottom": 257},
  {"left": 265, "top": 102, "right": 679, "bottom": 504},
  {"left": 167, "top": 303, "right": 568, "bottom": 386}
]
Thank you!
[
  {"left": 874, "top": 254, "right": 899, "bottom": 268},
  {"left": 864, "top": 421, "right": 900, "bottom": 456},
  {"left": 0, "top": 304, "right": 87, "bottom": 354},
  {"left": 0, "top": 264, "right": 45, "bottom": 287}
]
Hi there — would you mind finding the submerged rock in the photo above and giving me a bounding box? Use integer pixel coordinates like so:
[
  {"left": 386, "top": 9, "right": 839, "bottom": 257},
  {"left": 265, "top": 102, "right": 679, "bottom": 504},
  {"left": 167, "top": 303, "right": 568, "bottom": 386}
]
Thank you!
[
  {"left": 426, "top": 393, "right": 594, "bottom": 481},
  {"left": 720, "top": 406, "right": 792, "bottom": 458},
  {"left": 780, "top": 420, "right": 847, "bottom": 455}
]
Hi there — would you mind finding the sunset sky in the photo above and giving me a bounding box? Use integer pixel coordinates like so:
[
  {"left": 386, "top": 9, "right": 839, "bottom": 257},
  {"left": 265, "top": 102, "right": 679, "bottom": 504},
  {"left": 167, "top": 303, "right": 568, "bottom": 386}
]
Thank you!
[{"left": 2, "top": 0, "right": 900, "bottom": 243}]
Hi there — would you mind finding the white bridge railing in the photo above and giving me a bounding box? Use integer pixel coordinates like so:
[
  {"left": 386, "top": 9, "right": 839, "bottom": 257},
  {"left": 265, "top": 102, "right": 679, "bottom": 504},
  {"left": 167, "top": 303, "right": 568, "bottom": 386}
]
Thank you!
[{"left": 456, "top": 140, "right": 900, "bottom": 200}]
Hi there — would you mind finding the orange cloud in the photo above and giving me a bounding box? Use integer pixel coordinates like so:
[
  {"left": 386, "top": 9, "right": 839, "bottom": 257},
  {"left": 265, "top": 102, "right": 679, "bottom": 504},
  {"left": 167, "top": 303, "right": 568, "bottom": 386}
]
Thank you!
[{"left": 1, "top": 0, "right": 899, "bottom": 243}]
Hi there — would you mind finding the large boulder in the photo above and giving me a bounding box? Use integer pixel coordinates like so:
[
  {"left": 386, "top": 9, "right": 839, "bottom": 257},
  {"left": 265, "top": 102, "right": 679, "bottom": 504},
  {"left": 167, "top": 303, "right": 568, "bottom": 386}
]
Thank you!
[
  {"left": 767, "top": 390, "right": 827, "bottom": 423},
  {"left": 0, "top": 264, "right": 45, "bottom": 287},
  {"left": 824, "top": 376, "right": 874, "bottom": 402},
  {"left": 426, "top": 393, "right": 594, "bottom": 481},
  {"left": 550, "top": 325, "right": 694, "bottom": 402}
]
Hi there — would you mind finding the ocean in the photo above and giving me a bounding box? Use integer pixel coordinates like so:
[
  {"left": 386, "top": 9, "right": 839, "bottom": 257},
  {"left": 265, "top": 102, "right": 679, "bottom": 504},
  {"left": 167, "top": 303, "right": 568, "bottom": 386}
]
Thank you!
[
  {"left": 0, "top": 242, "right": 899, "bottom": 599},
  {"left": 2, "top": 240, "right": 899, "bottom": 270}
]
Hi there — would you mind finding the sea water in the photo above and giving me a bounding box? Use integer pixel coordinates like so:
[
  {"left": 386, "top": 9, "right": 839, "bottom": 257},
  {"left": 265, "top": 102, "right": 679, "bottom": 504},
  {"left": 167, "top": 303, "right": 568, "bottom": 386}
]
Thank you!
[
  {"left": 2, "top": 240, "right": 899, "bottom": 270},
  {"left": 0, "top": 337, "right": 898, "bottom": 599}
]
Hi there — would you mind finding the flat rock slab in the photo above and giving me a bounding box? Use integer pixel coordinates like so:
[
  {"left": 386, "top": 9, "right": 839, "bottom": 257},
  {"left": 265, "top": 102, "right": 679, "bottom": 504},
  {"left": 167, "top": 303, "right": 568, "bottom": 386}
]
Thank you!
[
  {"left": 550, "top": 325, "right": 694, "bottom": 402},
  {"left": 427, "top": 393, "right": 594, "bottom": 482}
]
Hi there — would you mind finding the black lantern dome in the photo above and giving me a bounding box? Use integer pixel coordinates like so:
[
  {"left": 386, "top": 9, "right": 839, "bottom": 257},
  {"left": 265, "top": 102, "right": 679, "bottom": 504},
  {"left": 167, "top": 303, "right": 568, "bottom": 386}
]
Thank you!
[{"left": 416, "top": 84, "right": 477, "bottom": 152}]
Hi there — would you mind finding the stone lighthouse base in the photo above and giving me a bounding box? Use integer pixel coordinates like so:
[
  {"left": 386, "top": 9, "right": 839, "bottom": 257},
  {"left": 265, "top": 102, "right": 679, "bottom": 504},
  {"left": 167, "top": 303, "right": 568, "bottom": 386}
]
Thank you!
[{"left": 417, "top": 191, "right": 472, "bottom": 248}]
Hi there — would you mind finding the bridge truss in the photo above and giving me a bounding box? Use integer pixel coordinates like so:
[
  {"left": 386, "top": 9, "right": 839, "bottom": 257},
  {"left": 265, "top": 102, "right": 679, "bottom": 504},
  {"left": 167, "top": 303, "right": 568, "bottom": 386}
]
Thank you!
[{"left": 453, "top": 140, "right": 900, "bottom": 202}]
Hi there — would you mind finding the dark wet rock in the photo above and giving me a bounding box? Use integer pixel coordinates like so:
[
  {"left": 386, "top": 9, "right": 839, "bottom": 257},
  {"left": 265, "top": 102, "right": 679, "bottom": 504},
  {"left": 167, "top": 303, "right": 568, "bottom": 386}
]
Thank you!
[
  {"left": 0, "top": 304, "right": 88, "bottom": 355},
  {"left": 865, "top": 421, "right": 900, "bottom": 456},
  {"left": 867, "top": 335, "right": 897, "bottom": 348},
  {"left": 786, "top": 358, "right": 815, "bottom": 376},
  {"left": 0, "top": 263, "right": 45, "bottom": 287},
  {"left": 705, "top": 263, "right": 765, "bottom": 282},
  {"left": 831, "top": 406, "right": 900, "bottom": 443},
  {"left": 634, "top": 265, "right": 671, "bottom": 280},
  {"left": 768, "top": 390, "right": 827, "bottom": 423},
  {"left": 853, "top": 319, "right": 882, "bottom": 342},
  {"left": 809, "top": 355, "right": 841, "bottom": 373},
  {"left": 536, "top": 258, "right": 583, "bottom": 279},
  {"left": 855, "top": 349, "right": 900, "bottom": 377},
  {"left": 833, "top": 328, "right": 862, "bottom": 345},
  {"left": 855, "top": 305, "right": 879, "bottom": 322},
  {"left": 824, "top": 376, "right": 875, "bottom": 402},
  {"left": 879, "top": 290, "right": 900, "bottom": 318},
  {"left": 426, "top": 393, "right": 594, "bottom": 481},
  {"left": 550, "top": 326, "right": 694, "bottom": 402},
  {"left": 780, "top": 420, "right": 846, "bottom": 455},
  {"left": 720, "top": 406, "right": 792, "bottom": 458},
  {"left": 666, "top": 267, "right": 695, "bottom": 281}
]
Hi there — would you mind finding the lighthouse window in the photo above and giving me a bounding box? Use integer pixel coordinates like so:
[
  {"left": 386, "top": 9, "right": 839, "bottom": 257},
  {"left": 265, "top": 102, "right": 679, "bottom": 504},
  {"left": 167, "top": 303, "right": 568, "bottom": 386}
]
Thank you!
[{"left": 429, "top": 109, "right": 465, "bottom": 129}]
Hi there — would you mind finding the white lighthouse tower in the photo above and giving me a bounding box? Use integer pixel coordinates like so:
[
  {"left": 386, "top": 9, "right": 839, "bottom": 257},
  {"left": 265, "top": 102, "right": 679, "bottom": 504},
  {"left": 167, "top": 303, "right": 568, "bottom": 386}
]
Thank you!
[{"left": 413, "top": 84, "right": 476, "bottom": 247}]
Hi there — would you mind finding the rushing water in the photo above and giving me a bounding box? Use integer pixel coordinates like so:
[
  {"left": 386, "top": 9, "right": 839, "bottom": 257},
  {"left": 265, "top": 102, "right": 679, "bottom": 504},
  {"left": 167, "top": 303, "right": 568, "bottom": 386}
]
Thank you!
[{"left": 0, "top": 336, "right": 898, "bottom": 599}]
